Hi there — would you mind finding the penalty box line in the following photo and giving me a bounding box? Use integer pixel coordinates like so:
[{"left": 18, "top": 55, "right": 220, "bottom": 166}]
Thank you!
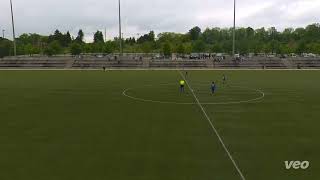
[{"left": 178, "top": 71, "right": 246, "bottom": 180}]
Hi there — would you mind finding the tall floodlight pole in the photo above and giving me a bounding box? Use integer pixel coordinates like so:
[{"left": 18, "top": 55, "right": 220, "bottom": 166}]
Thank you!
[
  {"left": 232, "top": 0, "right": 236, "bottom": 57},
  {"left": 10, "top": 0, "right": 17, "bottom": 56},
  {"left": 104, "top": 27, "right": 107, "bottom": 42},
  {"left": 118, "top": 0, "right": 123, "bottom": 55}
]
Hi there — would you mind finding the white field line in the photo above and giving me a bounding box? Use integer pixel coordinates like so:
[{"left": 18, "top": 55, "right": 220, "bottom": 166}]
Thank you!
[
  {"left": 122, "top": 84, "right": 265, "bottom": 105},
  {"left": 178, "top": 71, "right": 246, "bottom": 180}
]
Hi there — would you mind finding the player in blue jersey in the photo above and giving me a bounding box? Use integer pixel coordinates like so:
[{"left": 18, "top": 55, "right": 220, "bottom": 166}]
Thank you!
[{"left": 211, "top": 82, "right": 216, "bottom": 94}]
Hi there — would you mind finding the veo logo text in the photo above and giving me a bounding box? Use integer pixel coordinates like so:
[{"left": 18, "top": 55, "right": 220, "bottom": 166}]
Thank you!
[{"left": 285, "top": 161, "right": 309, "bottom": 170}]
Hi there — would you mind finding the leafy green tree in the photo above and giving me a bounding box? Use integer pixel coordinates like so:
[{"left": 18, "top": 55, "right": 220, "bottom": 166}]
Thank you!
[
  {"left": 70, "top": 42, "right": 82, "bottom": 55},
  {"left": 44, "top": 40, "right": 62, "bottom": 56},
  {"left": 202, "top": 28, "right": 215, "bottom": 44},
  {"left": 296, "top": 41, "right": 307, "bottom": 54},
  {"left": 308, "top": 43, "right": 320, "bottom": 54},
  {"left": 221, "top": 40, "right": 232, "bottom": 53},
  {"left": 94, "top": 31, "right": 104, "bottom": 43},
  {"left": 270, "top": 40, "right": 280, "bottom": 53},
  {"left": 92, "top": 42, "right": 104, "bottom": 53},
  {"left": 16, "top": 33, "right": 44, "bottom": 54},
  {"left": 176, "top": 44, "right": 185, "bottom": 54},
  {"left": 104, "top": 41, "right": 116, "bottom": 53},
  {"left": 51, "top": 41, "right": 63, "bottom": 54},
  {"left": 148, "top": 31, "right": 155, "bottom": 42},
  {"left": 24, "top": 43, "right": 35, "bottom": 56},
  {"left": 0, "top": 38, "right": 12, "bottom": 58},
  {"left": 281, "top": 28, "right": 294, "bottom": 42},
  {"left": 158, "top": 32, "right": 185, "bottom": 45},
  {"left": 44, "top": 47, "right": 54, "bottom": 56},
  {"left": 268, "top": 27, "right": 279, "bottom": 41},
  {"left": 189, "top": 26, "right": 202, "bottom": 41},
  {"left": 263, "top": 43, "right": 273, "bottom": 53},
  {"left": 48, "top": 30, "right": 63, "bottom": 44},
  {"left": 211, "top": 44, "right": 222, "bottom": 53},
  {"left": 75, "top": 29, "right": 84, "bottom": 43},
  {"left": 141, "top": 42, "right": 153, "bottom": 53},
  {"left": 137, "top": 31, "right": 156, "bottom": 44},
  {"left": 125, "top": 37, "right": 136, "bottom": 45},
  {"left": 246, "top": 27, "right": 255, "bottom": 38},
  {"left": 18, "top": 33, "right": 42, "bottom": 45},
  {"left": 163, "top": 42, "right": 172, "bottom": 58},
  {"left": 305, "top": 24, "right": 320, "bottom": 42},
  {"left": 83, "top": 43, "right": 93, "bottom": 53},
  {"left": 279, "top": 44, "right": 291, "bottom": 55},
  {"left": 184, "top": 43, "right": 193, "bottom": 54},
  {"left": 47, "top": 30, "right": 72, "bottom": 47},
  {"left": 64, "top": 31, "right": 72, "bottom": 46},
  {"left": 4, "top": 23, "right": 320, "bottom": 56},
  {"left": 192, "top": 40, "right": 206, "bottom": 52},
  {"left": 255, "top": 28, "right": 268, "bottom": 42}
]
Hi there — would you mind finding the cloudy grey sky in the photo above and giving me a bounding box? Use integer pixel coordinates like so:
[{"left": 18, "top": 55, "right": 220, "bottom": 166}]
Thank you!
[{"left": 0, "top": 0, "right": 319, "bottom": 42}]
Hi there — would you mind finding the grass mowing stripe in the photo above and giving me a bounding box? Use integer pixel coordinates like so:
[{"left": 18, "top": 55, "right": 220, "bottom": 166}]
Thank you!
[{"left": 178, "top": 70, "right": 247, "bottom": 180}]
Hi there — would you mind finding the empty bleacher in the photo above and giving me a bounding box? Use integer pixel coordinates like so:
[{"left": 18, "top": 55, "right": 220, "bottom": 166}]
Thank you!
[
  {"left": 72, "top": 59, "right": 143, "bottom": 69},
  {"left": 0, "top": 58, "right": 71, "bottom": 69},
  {"left": 287, "top": 58, "right": 320, "bottom": 69},
  {"left": 149, "top": 60, "right": 207, "bottom": 69},
  {"left": 0, "top": 56, "right": 320, "bottom": 69}
]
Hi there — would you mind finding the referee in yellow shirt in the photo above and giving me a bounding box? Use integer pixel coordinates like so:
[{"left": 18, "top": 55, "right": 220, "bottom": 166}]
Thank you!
[{"left": 180, "top": 80, "right": 185, "bottom": 93}]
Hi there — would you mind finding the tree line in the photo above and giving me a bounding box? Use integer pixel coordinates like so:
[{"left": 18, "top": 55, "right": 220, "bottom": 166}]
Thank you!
[{"left": 1, "top": 23, "right": 320, "bottom": 58}]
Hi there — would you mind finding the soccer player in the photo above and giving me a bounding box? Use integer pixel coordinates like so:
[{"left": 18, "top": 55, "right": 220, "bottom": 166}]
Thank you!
[
  {"left": 103, "top": 66, "right": 106, "bottom": 72},
  {"left": 180, "top": 80, "right": 185, "bottom": 93},
  {"left": 211, "top": 81, "right": 216, "bottom": 94},
  {"left": 222, "top": 74, "right": 227, "bottom": 85}
]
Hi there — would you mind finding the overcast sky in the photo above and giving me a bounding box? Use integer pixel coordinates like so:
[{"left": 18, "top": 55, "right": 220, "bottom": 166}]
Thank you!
[{"left": 0, "top": 0, "right": 319, "bottom": 42}]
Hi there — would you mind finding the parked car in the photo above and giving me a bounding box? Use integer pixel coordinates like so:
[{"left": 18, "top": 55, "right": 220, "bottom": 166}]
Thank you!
[{"left": 190, "top": 53, "right": 200, "bottom": 59}]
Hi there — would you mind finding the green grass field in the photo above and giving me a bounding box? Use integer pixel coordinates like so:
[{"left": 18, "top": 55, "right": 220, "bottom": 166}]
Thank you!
[{"left": 0, "top": 70, "right": 319, "bottom": 180}]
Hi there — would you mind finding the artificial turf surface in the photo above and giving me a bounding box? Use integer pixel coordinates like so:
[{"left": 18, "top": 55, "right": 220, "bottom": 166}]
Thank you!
[{"left": 0, "top": 70, "right": 319, "bottom": 180}]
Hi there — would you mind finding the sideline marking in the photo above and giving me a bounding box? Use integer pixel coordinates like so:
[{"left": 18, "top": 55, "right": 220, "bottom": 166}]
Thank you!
[
  {"left": 122, "top": 83, "right": 265, "bottom": 105},
  {"left": 178, "top": 71, "right": 247, "bottom": 180}
]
